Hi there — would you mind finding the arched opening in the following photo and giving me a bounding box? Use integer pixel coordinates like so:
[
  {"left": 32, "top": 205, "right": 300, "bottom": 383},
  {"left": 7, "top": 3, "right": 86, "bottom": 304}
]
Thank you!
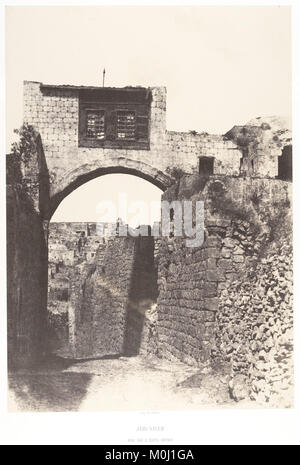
[
  {"left": 47, "top": 173, "right": 163, "bottom": 359},
  {"left": 48, "top": 161, "right": 172, "bottom": 220}
]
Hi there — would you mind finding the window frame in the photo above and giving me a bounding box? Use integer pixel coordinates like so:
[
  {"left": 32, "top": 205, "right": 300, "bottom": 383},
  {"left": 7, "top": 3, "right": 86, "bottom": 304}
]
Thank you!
[
  {"left": 85, "top": 108, "right": 106, "bottom": 141},
  {"left": 78, "top": 94, "right": 151, "bottom": 150},
  {"left": 116, "top": 109, "right": 137, "bottom": 141}
]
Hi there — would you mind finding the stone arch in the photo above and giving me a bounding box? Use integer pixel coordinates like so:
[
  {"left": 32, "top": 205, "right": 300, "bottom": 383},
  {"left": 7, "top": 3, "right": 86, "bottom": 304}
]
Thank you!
[
  {"left": 46, "top": 157, "right": 171, "bottom": 360},
  {"left": 48, "top": 157, "right": 173, "bottom": 219}
]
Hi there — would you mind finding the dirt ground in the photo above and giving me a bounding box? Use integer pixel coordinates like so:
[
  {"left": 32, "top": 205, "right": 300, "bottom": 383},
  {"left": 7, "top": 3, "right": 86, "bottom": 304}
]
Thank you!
[{"left": 8, "top": 355, "right": 261, "bottom": 412}]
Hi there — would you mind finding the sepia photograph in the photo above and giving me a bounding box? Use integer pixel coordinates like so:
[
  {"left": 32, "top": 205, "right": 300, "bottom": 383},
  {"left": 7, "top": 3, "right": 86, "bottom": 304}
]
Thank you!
[{"left": 1, "top": 0, "right": 299, "bottom": 446}]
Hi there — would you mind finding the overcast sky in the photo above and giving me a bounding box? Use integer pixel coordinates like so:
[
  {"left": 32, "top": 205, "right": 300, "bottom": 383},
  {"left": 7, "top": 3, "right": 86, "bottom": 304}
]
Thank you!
[{"left": 6, "top": 6, "right": 291, "bottom": 223}]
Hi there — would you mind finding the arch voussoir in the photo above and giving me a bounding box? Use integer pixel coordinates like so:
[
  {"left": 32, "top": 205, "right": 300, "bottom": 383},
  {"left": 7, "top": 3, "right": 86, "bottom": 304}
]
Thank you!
[{"left": 48, "top": 157, "right": 173, "bottom": 219}]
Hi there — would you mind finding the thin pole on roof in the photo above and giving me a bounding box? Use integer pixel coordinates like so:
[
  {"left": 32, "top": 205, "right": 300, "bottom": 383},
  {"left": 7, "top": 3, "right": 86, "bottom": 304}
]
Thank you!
[{"left": 102, "top": 68, "right": 106, "bottom": 87}]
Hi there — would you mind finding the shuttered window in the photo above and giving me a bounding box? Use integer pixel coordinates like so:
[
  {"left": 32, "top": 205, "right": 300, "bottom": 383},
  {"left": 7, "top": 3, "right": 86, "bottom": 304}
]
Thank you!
[
  {"left": 117, "top": 111, "right": 136, "bottom": 140},
  {"left": 79, "top": 88, "right": 151, "bottom": 149},
  {"left": 86, "top": 110, "right": 105, "bottom": 139}
]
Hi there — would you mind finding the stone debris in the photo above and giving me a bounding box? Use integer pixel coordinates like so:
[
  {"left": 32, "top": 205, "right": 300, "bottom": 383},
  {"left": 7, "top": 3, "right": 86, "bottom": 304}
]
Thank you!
[{"left": 213, "top": 221, "right": 293, "bottom": 407}]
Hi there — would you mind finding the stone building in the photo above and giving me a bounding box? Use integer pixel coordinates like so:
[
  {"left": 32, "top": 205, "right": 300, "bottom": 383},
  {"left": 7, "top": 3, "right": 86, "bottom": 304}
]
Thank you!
[{"left": 22, "top": 81, "right": 291, "bottom": 209}]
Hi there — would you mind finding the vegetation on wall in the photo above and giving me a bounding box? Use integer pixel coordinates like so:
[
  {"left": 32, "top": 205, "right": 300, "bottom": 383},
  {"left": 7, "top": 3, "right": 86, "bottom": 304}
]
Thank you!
[
  {"left": 166, "top": 166, "right": 185, "bottom": 181},
  {"left": 11, "top": 123, "right": 38, "bottom": 165},
  {"left": 207, "top": 178, "right": 291, "bottom": 262},
  {"left": 208, "top": 181, "right": 249, "bottom": 222},
  {"left": 7, "top": 123, "right": 38, "bottom": 184}
]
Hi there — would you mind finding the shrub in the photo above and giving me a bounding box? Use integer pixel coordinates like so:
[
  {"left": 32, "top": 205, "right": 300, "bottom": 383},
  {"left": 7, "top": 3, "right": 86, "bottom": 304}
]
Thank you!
[
  {"left": 165, "top": 166, "right": 185, "bottom": 181},
  {"left": 11, "top": 123, "right": 38, "bottom": 167}
]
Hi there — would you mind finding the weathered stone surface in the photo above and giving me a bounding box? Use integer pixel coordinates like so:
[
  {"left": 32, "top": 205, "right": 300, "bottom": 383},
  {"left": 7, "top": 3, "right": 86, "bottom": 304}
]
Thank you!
[
  {"left": 7, "top": 185, "right": 48, "bottom": 368},
  {"left": 223, "top": 238, "right": 236, "bottom": 248},
  {"left": 233, "top": 255, "right": 244, "bottom": 263},
  {"left": 229, "top": 374, "right": 250, "bottom": 402},
  {"left": 213, "top": 209, "right": 293, "bottom": 406},
  {"left": 218, "top": 259, "right": 233, "bottom": 269},
  {"left": 70, "top": 237, "right": 137, "bottom": 358},
  {"left": 204, "top": 297, "right": 218, "bottom": 312},
  {"left": 155, "top": 174, "right": 293, "bottom": 408}
]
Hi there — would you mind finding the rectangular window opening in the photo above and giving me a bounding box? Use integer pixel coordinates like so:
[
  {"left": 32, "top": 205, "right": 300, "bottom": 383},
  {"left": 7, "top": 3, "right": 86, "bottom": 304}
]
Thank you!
[
  {"left": 199, "top": 156, "right": 214, "bottom": 175},
  {"left": 86, "top": 110, "right": 105, "bottom": 140},
  {"left": 117, "top": 111, "right": 136, "bottom": 140},
  {"left": 78, "top": 89, "right": 151, "bottom": 150}
]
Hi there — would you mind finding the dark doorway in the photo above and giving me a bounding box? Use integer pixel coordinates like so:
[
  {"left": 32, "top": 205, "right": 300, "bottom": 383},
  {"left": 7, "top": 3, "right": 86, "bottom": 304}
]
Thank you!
[{"left": 278, "top": 145, "right": 292, "bottom": 181}]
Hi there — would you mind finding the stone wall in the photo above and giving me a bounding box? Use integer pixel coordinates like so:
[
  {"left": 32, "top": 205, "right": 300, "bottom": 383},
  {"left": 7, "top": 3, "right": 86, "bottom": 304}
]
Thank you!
[
  {"left": 213, "top": 212, "right": 293, "bottom": 406},
  {"left": 50, "top": 232, "right": 159, "bottom": 360},
  {"left": 7, "top": 184, "right": 48, "bottom": 368},
  {"left": 6, "top": 134, "right": 49, "bottom": 369},
  {"left": 68, "top": 237, "right": 136, "bottom": 358},
  {"left": 156, "top": 233, "right": 217, "bottom": 365},
  {"left": 46, "top": 303, "right": 69, "bottom": 353},
  {"left": 154, "top": 174, "right": 293, "bottom": 404},
  {"left": 225, "top": 116, "right": 292, "bottom": 178},
  {"left": 123, "top": 235, "right": 158, "bottom": 356},
  {"left": 166, "top": 131, "right": 240, "bottom": 176},
  {"left": 47, "top": 221, "right": 110, "bottom": 353}
]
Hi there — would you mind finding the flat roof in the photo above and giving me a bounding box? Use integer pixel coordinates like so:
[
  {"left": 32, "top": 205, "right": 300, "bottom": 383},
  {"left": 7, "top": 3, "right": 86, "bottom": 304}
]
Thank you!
[{"left": 40, "top": 83, "right": 149, "bottom": 92}]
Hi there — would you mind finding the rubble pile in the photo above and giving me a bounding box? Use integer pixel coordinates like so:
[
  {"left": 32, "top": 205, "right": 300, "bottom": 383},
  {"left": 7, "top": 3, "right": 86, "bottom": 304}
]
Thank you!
[{"left": 214, "top": 220, "right": 293, "bottom": 406}]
